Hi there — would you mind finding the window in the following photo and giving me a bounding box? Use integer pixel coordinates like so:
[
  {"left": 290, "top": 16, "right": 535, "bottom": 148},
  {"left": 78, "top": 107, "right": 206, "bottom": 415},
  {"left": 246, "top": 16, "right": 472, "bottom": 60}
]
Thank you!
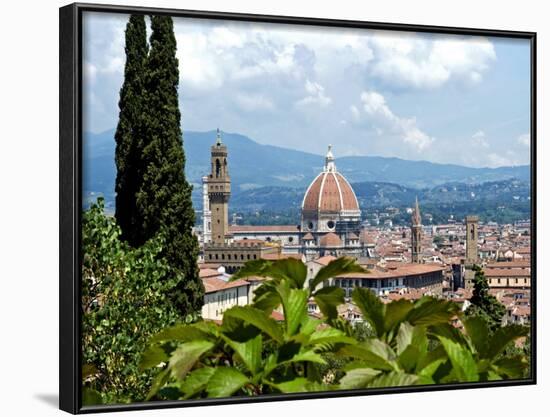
[
  {"left": 327, "top": 220, "right": 335, "bottom": 230},
  {"left": 247, "top": 254, "right": 250, "bottom": 260},
  {"left": 222, "top": 254, "right": 225, "bottom": 260},
  {"left": 289, "top": 237, "right": 294, "bottom": 243},
  {"left": 215, "top": 254, "right": 219, "bottom": 260},
  {"left": 209, "top": 254, "right": 212, "bottom": 260}
]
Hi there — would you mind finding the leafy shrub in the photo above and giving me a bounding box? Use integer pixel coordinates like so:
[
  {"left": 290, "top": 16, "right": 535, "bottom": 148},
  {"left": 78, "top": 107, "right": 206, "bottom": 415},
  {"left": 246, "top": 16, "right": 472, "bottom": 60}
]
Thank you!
[
  {"left": 142, "top": 258, "right": 529, "bottom": 400},
  {"left": 81, "top": 198, "right": 184, "bottom": 404}
]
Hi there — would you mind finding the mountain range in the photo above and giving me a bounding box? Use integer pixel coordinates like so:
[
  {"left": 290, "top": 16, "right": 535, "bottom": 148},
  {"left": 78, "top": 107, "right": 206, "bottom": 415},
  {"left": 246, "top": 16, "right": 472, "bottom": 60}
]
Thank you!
[{"left": 83, "top": 128, "right": 530, "bottom": 212}]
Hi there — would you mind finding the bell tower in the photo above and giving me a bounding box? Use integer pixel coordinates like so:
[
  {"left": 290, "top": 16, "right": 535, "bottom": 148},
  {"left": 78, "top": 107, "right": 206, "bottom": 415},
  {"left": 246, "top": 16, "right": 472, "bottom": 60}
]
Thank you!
[
  {"left": 465, "top": 215, "right": 479, "bottom": 264},
  {"left": 208, "top": 129, "right": 231, "bottom": 245},
  {"left": 411, "top": 197, "right": 422, "bottom": 263}
]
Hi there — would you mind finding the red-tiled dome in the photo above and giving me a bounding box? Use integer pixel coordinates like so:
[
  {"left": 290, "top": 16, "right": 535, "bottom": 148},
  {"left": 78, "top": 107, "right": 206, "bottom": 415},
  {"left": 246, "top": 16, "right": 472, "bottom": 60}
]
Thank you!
[
  {"left": 302, "top": 145, "right": 360, "bottom": 214},
  {"left": 302, "top": 171, "right": 360, "bottom": 213}
]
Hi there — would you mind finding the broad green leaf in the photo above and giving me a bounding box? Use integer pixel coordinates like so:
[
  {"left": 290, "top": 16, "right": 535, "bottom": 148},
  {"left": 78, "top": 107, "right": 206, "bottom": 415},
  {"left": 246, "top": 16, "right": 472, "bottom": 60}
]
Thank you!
[
  {"left": 180, "top": 367, "right": 216, "bottom": 399},
  {"left": 168, "top": 340, "right": 215, "bottom": 380},
  {"left": 352, "top": 287, "right": 385, "bottom": 337},
  {"left": 418, "top": 358, "right": 447, "bottom": 380},
  {"left": 366, "top": 371, "right": 419, "bottom": 388},
  {"left": 487, "top": 370, "right": 504, "bottom": 381},
  {"left": 339, "top": 368, "right": 380, "bottom": 389},
  {"left": 463, "top": 316, "right": 489, "bottom": 357},
  {"left": 338, "top": 343, "right": 395, "bottom": 371},
  {"left": 82, "top": 387, "right": 102, "bottom": 405},
  {"left": 222, "top": 333, "right": 262, "bottom": 375},
  {"left": 223, "top": 306, "right": 284, "bottom": 344},
  {"left": 206, "top": 367, "right": 249, "bottom": 398},
  {"left": 148, "top": 322, "right": 216, "bottom": 344},
  {"left": 385, "top": 300, "right": 414, "bottom": 334},
  {"left": 493, "top": 355, "right": 529, "bottom": 379},
  {"left": 252, "top": 283, "right": 282, "bottom": 312},
  {"left": 310, "top": 257, "right": 366, "bottom": 290},
  {"left": 145, "top": 368, "right": 170, "bottom": 401},
  {"left": 307, "top": 327, "right": 357, "bottom": 348},
  {"left": 230, "top": 259, "right": 272, "bottom": 281},
  {"left": 486, "top": 325, "right": 529, "bottom": 360},
  {"left": 395, "top": 321, "right": 414, "bottom": 356},
  {"left": 438, "top": 337, "right": 479, "bottom": 382},
  {"left": 300, "top": 316, "right": 322, "bottom": 337},
  {"left": 278, "top": 285, "right": 309, "bottom": 336},
  {"left": 266, "top": 258, "right": 308, "bottom": 288},
  {"left": 313, "top": 286, "right": 346, "bottom": 320},
  {"left": 267, "top": 377, "right": 309, "bottom": 393},
  {"left": 140, "top": 344, "right": 169, "bottom": 370},
  {"left": 406, "top": 297, "right": 459, "bottom": 327}
]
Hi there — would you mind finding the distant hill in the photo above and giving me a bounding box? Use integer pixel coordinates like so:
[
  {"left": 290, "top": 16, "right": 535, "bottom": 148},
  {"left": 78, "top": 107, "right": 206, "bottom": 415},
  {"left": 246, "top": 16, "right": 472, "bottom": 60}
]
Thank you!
[
  {"left": 228, "top": 179, "right": 530, "bottom": 212},
  {"left": 83, "top": 128, "right": 530, "bottom": 211}
]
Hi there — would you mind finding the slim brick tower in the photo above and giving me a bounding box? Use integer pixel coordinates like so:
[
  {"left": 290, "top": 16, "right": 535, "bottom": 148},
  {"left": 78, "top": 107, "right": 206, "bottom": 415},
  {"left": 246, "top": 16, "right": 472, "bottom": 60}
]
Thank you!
[{"left": 411, "top": 197, "right": 422, "bottom": 263}]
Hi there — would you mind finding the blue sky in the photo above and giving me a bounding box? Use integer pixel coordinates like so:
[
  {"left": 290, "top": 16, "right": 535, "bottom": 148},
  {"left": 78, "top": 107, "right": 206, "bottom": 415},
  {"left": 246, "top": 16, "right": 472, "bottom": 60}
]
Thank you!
[{"left": 83, "top": 12, "right": 531, "bottom": 168}]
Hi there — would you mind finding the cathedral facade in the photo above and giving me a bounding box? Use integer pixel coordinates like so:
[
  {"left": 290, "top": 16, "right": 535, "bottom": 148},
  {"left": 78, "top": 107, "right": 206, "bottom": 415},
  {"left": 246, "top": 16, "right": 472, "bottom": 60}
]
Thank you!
[{"left": 201, "top": 132, "right": 372, "bottom": 266}]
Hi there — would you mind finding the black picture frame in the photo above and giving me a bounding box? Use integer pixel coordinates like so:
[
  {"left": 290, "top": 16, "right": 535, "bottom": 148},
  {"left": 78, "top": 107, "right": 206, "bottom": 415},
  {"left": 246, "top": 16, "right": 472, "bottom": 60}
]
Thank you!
[{"left": 60, "top": 2, "right": 537, "bottom": 414}]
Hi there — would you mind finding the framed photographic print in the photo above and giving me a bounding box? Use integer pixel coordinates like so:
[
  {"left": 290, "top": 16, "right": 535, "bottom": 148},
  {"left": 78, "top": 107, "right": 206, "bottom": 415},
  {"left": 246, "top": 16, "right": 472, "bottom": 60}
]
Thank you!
[{"left": 59, "top": 2, "right": 536, "bottom": 414}]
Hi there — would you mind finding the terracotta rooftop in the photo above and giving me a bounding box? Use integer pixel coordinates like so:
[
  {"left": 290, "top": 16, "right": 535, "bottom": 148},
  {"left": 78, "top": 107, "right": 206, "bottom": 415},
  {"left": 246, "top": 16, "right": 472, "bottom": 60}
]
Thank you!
[
  {"left": 302, "top": 232, "right": 314, "bottom": 240},
  {"left": 486, "top": 261, "right": 530, "bottom": 269},
  {"left": 484, "top": 268, "right": 531, "bottom": 277},
  {"left": 337, "top": 263, "right": 445, "bottom": 280},
  {"left": 312, "top": 255, "right": 338, "bottom": 266},
  {"left": 199, "top": 268, "right": 221, "bottom": 278},
  {"left": 319, "top": 232, "right": 343, "bottom": 247},
  {"left": 201, "top": 276, "right": 250, "bottom": 294}
]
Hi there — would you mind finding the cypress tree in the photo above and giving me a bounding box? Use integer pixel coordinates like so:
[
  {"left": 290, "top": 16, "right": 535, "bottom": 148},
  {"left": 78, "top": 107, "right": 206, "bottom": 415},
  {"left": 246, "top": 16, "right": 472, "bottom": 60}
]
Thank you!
[
  {"left": 136, "top": 15, "right": 204, "bottom": 315},
  {"left": 114, "top": 15, "right": 148, "bottom": 246},
  {"left": 466, "top": 265, "right": 506, "bottom": 331}
]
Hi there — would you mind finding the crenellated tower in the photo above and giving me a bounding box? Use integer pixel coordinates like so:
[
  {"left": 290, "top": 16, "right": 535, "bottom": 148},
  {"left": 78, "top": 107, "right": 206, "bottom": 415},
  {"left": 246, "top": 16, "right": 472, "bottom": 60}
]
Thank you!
[{"left": 207, "top": 129, "right": 231, "bottom": 244}]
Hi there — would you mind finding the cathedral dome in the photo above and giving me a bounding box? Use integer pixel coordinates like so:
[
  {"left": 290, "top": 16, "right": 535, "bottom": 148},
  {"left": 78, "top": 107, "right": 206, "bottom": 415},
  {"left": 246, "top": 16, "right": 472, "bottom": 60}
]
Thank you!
[{"left": 302, "top": 145, "right": 360, "bottom": 214}]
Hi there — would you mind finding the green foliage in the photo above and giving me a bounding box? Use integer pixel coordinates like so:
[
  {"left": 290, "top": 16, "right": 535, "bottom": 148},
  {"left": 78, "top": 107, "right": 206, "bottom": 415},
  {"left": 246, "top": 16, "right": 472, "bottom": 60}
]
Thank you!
[
  {"left": 114, "top": 15, "right": 148, "bottom": 246},
  {"left": 142, "top": 258, "right": 529, "bottom": 399},
  {"left": 466, "top": 265, "right": 506, "bottom": 331},
  {"left": 81, "top": 198, "right": 181, "bottom": 404},
  {"left": 113, "top": 14, "right": 204, "bottom": 316}
]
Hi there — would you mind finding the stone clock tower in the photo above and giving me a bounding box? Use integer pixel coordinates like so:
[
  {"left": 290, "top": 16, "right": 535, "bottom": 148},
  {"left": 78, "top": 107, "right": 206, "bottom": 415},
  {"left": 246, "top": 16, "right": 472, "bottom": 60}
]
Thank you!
[{"left": 207, "top": 129, "right": 231, "bottom": 244}]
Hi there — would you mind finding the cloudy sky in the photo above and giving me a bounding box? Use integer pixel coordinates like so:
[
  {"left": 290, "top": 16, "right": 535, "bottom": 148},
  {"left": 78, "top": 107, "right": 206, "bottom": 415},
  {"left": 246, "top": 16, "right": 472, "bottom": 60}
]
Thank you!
[{"left": 83, "top": 12, "right": 531, "bottom": 168}]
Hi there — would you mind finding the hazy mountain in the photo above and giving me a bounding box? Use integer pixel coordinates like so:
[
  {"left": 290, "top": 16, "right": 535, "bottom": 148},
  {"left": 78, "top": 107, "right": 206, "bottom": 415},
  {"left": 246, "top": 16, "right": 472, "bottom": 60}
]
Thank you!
[{"left": 83, "top": 128, "right": 530, "bottom": 210}]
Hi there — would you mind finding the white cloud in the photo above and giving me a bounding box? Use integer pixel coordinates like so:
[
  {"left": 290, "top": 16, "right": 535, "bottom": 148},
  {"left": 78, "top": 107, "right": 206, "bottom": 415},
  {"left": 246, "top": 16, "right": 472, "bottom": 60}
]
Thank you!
[
  {"left": 354, "top": 90, "right": 435, "bottom": 151},
  {"left": 234, "top": 93, "right": 275, "bottom": 112},
  {"left": 471, "top": 130, "right": 489, "bottom": 148},
  {"left": 295, "top": 79, "right": 332, "bottom": 108},
  {"left": 518, "top": 132, "right": 530, "bottom": 146},
  {"left": 368, "top": 32, "right": 496, "bottom": 89}
]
